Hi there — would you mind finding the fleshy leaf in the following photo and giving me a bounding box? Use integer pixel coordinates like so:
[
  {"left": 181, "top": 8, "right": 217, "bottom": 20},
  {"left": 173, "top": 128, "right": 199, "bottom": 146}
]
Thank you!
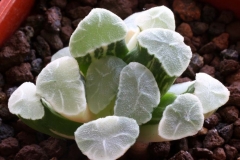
[
  {"left": 69, "top": 8, "right": 128, "bottom": 74},
  {"left": 158, "top": 93, "right": 204, "bottom": 140},
  {"left": 36, "top": 57, "right": 89, "bottom": 123},
  {"left": 136, "top": 6, "right": 175, "bottom": 31},
  {"left": 51, "top": 47, "right": 72, "bottom": 61},
  {"left": 74, "top": 116, "right": 139, "bottom": 160},
  {"left": 194, "top": 73, "right": 230, "bottom": 114},
  {"left": 20, "top": 98, "right": 83, "bottom": 139},
  {"left": 124, "top": 28, "right": 192, "bottom": 95},
  {"left": 114, "top": 62, "right": 160, "bottom": 125},
  {"left": 168, "top": 81, "right": 195, "bottom": 95},
  {"left": 86, "top": 56, "right": 126, "bottom": 114},
  {"left": 8, "top": 82, "right": 44, "bottom": 120}
]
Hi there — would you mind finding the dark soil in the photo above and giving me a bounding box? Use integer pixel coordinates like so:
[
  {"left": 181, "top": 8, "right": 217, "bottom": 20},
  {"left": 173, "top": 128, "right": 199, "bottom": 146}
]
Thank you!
[{"left": 0, "top": 0, "right": 240, "bottom": 159}]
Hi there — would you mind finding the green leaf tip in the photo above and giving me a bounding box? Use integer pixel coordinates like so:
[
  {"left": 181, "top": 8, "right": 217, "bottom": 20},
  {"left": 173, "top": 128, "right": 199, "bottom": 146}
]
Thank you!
[
  {"left": 158, "top": 93, "right": 204, "bottom": 140},
  {"left": 8, "top": 82, "right": 44, "bottom": 120},
  {"left": 114, "top": 62, "right": 160, "bottom": 125},
  {"left": 69, "top": 8, "right": 127, "bottom": 58},
  {"left": 75, "top": 116, "right": 139, "bottom": 160}
]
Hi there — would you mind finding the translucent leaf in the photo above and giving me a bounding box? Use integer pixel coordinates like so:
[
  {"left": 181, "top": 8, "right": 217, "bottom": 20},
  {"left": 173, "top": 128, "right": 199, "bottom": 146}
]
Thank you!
[
  {"left": 36, "top": 57, "right": 87, "bottom": 122},
  {"left": 8, "top": 82, "right": 44, "bottom": 120},
  {"left": 194, "top": 73, "right": 230, "bottom": 114},
  {"left": 136, "top": 6, "right": 175, "bottom": 31},
  {"left": 69, "top": 8, "right": 127, "bottom": 58},
  {"left": 158, "top": 93, "right": 204, "bottom": 140},
  {"left": 51, "top": 47, "right": 72, "bottom": 61},
  {"left": 114, "top": 62, "right": 160, "bottom": 125},
  {"left": 74, "top": 116, "right": 139, "bottom": 160},
  {"left": 168, "top": 81, "right": 195, "bottom": 95},
  {"left": 137, "top": 28, "right": 192, "bottom": 77},
  {"left": 86, "top": 56, "right": 126, "bottom": 114}
]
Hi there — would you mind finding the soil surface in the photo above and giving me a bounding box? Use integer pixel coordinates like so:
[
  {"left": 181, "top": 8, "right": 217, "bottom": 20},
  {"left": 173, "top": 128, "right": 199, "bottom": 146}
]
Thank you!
[{"left": 0, "top": 0, "right": 240, "bottom": 159}]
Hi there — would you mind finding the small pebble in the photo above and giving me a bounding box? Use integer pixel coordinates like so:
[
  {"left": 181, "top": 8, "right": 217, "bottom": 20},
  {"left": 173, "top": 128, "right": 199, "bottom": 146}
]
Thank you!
[
  {"left": 199, "top": 42, "right": 217, "bottom": 55},
  {"left": 219, "top": 59, "right": 239, "bottom": 76},
  {"left": 233, "top": 119, "right": 240, "bottom": 139},
  {"left": 176, "top": 22, "right": 193, "bottom": 38},
  {"left": 224, "top": 144, "right": 238, "bottom": 160},
  {"left": 202, "top": 5, "right": 217, "bottom": 23},
  {"left": 208, "top": 22, "right": 225, "bottom": 36},
  {"left": 67, "top": 6, "right": 92, "bottom": 20},
  {"left": 190, "top": 21, "right": 209, "bottom": 36},
  {"left": 172, "top": 0, "right": 201, "bottom": 22},
  {"left": 15, "top": 144, "right": 48, "bottom": 160},
  {"left": 5, "top": 63, "right": 34, "bottom": 84},
  {"left": 192, "top": 147, "right": 213, "bottom": 159},
  {"left": 0, "top": 123, "right": 15, "bottom": 140},
  {"left": 98, "top": 0, "right": 133, "bottom": 19},
  {"left": 0, "top": 137, "right": 19, "bottom": 156},
  {"left": 45, "top": 7, "right": 62, "bottom": 32},
  {"left": 34, "top": 36, "right": 51, "bottom": 58},
  {"left": 0, "top": 103, "right": 15, "bottom": 121},
  {"left": 212, "top": 147, "right": 226, "bottom": 160},
  {"left": 31, "top": 58, "right": 43, "bottom": 74},
  {"left": 199, "top": 65, "right": 215, "bottom": 77},
  {"left": 41, "top": 30, "right": 63, "bottom": 51},
  {"left": 148, "top": 142, "right": 170, "bottom": 158},
  {"left": 218, "top": 124, "right": 233, "bottom": 142},
  {"left": 16, "top": 131, "right": 37, "bottom": 147},
  {"left": 50, "top": 0, "right": 67, "bottom": 9},
  {"left": 220, "top": 49, "right": 239, "bottom": 61},
  {"left": 219, "top": 106, "right": 239, "bottom": 123},
  {"left": 203, "top": 129, "right": 224, "bottom": 149},
  {"left": 40, "top": 137, "right": 67, "bottom": 158},
  {"left": 212, "top": 33, "right": 229, "bottom": 50},
  {"left": 169, "top": 150, "right": 194, "bottom": 160},
  {"left": 229, "top": 139, "right": 240, "bottom": 151},
  {"left": 204, "top": 113, "right": 220, "bottom": 129}
]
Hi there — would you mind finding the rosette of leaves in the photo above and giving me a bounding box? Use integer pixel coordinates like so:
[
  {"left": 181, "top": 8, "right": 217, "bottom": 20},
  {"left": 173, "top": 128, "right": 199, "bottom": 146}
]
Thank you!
[{"left": 8, "top": 6, "right": 229, "bottom": 160}]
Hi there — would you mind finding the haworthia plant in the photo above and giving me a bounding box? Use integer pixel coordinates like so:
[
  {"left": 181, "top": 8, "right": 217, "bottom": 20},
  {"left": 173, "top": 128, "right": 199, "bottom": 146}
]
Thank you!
[{"left": 8, "top": 6, "right": 230, "bottom": 160}]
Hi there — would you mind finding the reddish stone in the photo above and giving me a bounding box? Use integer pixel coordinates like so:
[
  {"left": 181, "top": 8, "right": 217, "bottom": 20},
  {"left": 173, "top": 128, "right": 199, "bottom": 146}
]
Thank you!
[
  {"left": 169, "top": 150, "right": 194, "bottom": 160},
  {"left": 0, "top": 137, "right": 19, "bottom": 156},
  {"left": 219, "top": 106, "right": 239, "bottom": 123},
  {"left": 173, "top": 0, "right": 201, "bottom": 22},
  {"left": 212, "top": 33, "right": 229, "bottom": 50},
  {"left": 233, "top": 119, "right": 240, "bottom": 139},
  {"left": 226, "top": 69, "right": 240, "bottom": 85},
  {"left": 5, "top": 63, "right": 34, "bottom": 84},
  {"left": 212, "top": 147, "right": 226, "bottom": 160},
  {"left": 177, "top": 23, "right": 193, "bottom": 38},
  {"left": 0, "top": 31, "right": 30, "bottom": 72},
  {"left": 224, "top": 144, "right": 238, "bottom": 160},
  {"left": 203, "top": 129, "right": 224, "bottom": 149},
  {"left": 99, "top": 0, "right": 133, "bottom": 19},
  {"left": 15, "top": 144, "right": 48, "bottom": 160},
  {"left": 199, "top": 65, "right": 215, "bottom": 77},
  {"left": 40, "top": 137, "right": 67, "bottom": 158},
  {"left": 219, "top": 59, "right": 239, "bottom": 76},
  {"left": 67, "top": 6, "right": 92, "bottom": 20}
]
